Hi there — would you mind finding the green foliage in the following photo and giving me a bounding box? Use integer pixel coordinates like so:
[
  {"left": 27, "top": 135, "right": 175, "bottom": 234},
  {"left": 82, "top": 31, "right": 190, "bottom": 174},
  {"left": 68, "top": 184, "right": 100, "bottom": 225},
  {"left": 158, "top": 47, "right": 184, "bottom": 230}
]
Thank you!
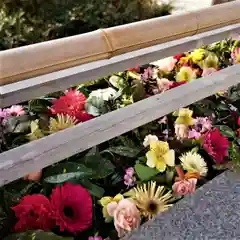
[
  {"left": 3, "top": 230, "right": 73, "bottom": 240},
  {"left": 134, "top": 163, "right": 159, "bottom": 181},
  {"left": 0, "top": 0, "right": 173, "bottom": 50}
]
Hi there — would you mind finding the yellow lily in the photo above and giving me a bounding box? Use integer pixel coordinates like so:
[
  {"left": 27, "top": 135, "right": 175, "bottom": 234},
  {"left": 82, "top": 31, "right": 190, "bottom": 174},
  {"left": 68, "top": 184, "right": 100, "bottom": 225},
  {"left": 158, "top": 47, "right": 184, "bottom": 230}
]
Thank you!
[
  {"left": 173, "top": 108, "right": 195, "bottom": 126},
  {"left": 176, "top": 66, "right": 197, "bottom": 82},
  {"left": 27, "top": 120, "right": 44, "bottom": 141},
  {"left": 99, "top": 194, "right": 123, "bottom": 222},
  {"left": 146, "top": 140, "right": 175, "bottom": 172}
]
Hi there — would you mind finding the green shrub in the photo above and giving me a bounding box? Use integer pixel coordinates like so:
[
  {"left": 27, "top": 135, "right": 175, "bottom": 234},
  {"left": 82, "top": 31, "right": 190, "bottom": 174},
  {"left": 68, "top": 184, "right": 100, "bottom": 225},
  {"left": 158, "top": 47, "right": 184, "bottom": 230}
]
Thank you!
[{"left": 0, "top": 0, "right": 173, "bottom": 50}]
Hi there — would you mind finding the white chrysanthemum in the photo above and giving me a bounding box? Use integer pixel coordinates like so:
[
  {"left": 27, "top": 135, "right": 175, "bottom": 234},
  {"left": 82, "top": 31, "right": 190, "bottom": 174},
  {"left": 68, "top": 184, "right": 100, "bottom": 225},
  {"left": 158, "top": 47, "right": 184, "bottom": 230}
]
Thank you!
[
  {"left": 143, "top": 134, "right": 158, "bottom": 147},
  {"left": 180, "top": 152, "right": 208, "bottom": 177}
]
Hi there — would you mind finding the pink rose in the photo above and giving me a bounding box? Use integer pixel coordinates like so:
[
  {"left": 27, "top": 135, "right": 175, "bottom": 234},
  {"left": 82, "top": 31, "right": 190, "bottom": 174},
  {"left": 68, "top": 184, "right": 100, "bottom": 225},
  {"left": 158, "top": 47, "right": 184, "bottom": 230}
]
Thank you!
[
  {"left": 202, "top": 68, "right": 217, "bottom": 77},
  {"left": 88, "top": 237, "right": 103, "bottom": 240},
  {"left": 157, "top": 78, "right": 172, "bottom": 92},
  {"left": 172, "top": 178, "right": 197, "bottom": 196},
  {"left": 113, "top": 199, "right": 141, "bottom": 237},
  {"left": 156, "top": 57, "right": 177, "bottom": 72},
  {"left": 24, "top": 169, "right": 42, "bottom": 181}
]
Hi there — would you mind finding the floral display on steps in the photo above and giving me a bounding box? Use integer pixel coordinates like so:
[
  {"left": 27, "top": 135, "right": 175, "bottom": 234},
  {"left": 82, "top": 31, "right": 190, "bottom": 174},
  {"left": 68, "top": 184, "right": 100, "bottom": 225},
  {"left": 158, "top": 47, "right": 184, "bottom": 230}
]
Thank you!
[{"left": 1, "top": 39, "right": 240, "bottom": 240}]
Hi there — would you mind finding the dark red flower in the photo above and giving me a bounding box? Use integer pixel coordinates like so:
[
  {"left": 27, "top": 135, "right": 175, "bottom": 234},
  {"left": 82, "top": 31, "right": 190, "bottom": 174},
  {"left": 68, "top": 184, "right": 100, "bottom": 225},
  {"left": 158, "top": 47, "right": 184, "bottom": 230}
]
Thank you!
[
  {"left": 203, "top": 128, "right": 229, "bottom": 164},
  {"left": 12, "top": 194, "right": 54, "bottom": 232},
  {"left": 76, "top": 111, "right": 94, "bottom": 122},
  {"left": 169, "top": 81, "right": 187, "bottom": 89},
  {"left": 128, "top": 67, "right": 140, "bottom": 72},
  {"left": 173, "top": 53, "right": 185, "bottom": 61},
  {"left": 50, "top": 89, "right": 87, "bottom": 122},
  {"left": 238, "top": 117, "right": 240, "bottom": 126},
  {"left": 50, "top": 183, "right": 92, "bottom": 234}
]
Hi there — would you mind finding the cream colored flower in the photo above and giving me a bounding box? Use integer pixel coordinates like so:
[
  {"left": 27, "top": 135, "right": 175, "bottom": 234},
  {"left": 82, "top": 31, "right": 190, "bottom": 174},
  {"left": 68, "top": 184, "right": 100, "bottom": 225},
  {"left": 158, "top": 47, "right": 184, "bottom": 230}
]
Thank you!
[
  {"left": 175, "top": 124, "right": 189, "bottom": 140},
  {"left": 180, "top": 151, "right": 208, "bottom": 177},
  {"left": 125, "top": 181, "right": 173, "bottom": 219},
  {"left": 49, "top": 114, "right": 77, "bottom": 134},
  {"left": 143, "top": 134, "right": 158, "bottom": 147}
]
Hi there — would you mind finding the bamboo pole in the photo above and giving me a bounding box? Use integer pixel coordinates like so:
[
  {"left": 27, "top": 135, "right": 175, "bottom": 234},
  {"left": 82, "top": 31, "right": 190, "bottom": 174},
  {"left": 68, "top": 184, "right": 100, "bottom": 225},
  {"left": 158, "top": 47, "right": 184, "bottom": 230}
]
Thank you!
[{"left": 0, "top": 1, "right": 240, "bottom": 86}]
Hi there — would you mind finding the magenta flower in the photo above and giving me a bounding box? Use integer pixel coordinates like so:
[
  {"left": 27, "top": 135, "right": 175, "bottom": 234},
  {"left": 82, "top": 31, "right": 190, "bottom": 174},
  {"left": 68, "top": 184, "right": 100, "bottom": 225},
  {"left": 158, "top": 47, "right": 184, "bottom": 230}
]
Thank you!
[
  {"left": 124, "top": 167, "right": 136, "bottom": 187},
  {"left": 88, "top": 237, "right": 103, "bottom": 240}
]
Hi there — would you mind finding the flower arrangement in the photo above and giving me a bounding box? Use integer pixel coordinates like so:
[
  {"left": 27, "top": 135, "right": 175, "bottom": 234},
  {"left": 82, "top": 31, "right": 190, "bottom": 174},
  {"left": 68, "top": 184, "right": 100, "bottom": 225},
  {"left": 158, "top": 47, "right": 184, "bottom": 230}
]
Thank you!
[{"left": 1, "top": 39, "right": 240, "bottom": 240}]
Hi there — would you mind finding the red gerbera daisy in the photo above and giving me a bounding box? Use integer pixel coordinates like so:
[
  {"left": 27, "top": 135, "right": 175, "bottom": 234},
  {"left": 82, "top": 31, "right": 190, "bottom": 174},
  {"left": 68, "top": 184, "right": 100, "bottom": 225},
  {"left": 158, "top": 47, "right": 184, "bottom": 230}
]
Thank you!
[
  {"left": 50, "top": 183, "right": 92, "bottom": 234},
  {"left": 12, "top": 194, "right": 54, "bottom": 232},
  {"left": 50, "top": 89, "right": 91, "bottom": 122},
  {"left": 203, "top": 128, "right": 229, "bottom": 164}
]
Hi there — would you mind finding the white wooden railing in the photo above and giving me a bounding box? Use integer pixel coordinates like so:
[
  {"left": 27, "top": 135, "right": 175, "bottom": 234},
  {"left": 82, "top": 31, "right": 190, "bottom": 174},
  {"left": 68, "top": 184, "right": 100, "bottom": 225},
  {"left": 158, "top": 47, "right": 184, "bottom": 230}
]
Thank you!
[{"left": 0, "top": 2, "right": 240, "bottom": 186}]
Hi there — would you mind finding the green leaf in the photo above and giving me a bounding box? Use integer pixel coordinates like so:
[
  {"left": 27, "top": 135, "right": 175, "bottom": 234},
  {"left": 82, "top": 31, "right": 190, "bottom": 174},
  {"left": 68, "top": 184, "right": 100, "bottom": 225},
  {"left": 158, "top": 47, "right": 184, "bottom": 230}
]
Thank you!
[
  {"left": 134, "top": 163, "right": 159, "bottom": 181},
  {"left": 3, "top": 230, "right": 73, "bottom": 240},
  {"left": 132, "top": 81, "right": 146, "bottom": 102},
  {"left": 80, "top": 179, "right": 105, "bottom": 198},
  {"left": 43, "top": 162, "right": 94, "bottom": 178},
  {"left": 229, "top": 142, "right": 240, "bottom": 168},
  {"left": 44, "top": 168, "right": 94, "bottom": 184},
  {"left": 107, "top": 146, "right": 140, "bottom": 158},
  {"left": 28, "top": 99, "right": 52, "bottom": 113},
  {"left": 83, "top": 155, "right": 115, "bottom": 179},
  {"left": 215, "top": 125, "right": 235, "bottom": 138}
]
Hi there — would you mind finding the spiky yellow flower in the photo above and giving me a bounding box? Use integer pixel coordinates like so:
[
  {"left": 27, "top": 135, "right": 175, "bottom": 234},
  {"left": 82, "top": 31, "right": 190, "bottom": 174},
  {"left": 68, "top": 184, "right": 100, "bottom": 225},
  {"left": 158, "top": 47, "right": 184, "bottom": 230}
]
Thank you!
[
  {"left": 49, "top": 114, "right": 77, "bottom": 134},
  {"left": 173, "top": 108, "right": 195, "bottom": 126},
  {"left": 125, "top": 181, "right": 173, "bottom": 219},
  {"left": 176, "top": 66, "right": 197, "bottom": 82},
  {"left": 180, "top": 151, "right": 208, "bottom": 177},
  {"left": 27, "top": 120, "right": 44, "bottom": 141},
  {"left": 99, "top": 194, "right": 124, "bottom": 222},
  {"left": 146, "top": 140, "right": 175, "bottom": 172}
]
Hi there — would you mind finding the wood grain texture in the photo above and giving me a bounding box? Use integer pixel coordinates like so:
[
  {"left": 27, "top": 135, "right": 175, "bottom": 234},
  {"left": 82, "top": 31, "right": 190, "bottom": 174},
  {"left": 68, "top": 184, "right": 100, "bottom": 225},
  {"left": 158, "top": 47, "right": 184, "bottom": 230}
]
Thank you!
[
  {"left": 1, "top": 1, "right": 240, "bottom": 86},
  {"left": 1, "top": 23, "right": 240, "bottom": 108},
  {"left": 1, "top": 64, "right": 240, "bottom": 186}
]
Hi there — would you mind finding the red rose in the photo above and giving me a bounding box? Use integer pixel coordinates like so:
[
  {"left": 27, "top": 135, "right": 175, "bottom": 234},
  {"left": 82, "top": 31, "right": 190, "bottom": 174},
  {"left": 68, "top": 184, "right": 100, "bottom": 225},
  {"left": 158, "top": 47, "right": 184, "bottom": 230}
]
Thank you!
[{"left": 12, "top": 194, "right": 54, "bottom": 232}]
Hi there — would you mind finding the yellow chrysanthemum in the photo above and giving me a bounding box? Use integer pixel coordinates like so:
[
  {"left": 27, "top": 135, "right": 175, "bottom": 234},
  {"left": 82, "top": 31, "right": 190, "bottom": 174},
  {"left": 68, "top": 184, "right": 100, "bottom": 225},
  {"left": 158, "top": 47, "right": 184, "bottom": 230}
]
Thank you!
[
  {"left": 146, "top": 140, "right": 175, "bottom": 172},
  {"left": 124, "top": 181, "right": 173, "bottom": 219},
  {"left": 173, "top": 108, "right": 195, "bottom": 126},
  {"left": 180, "top": 151, "right": 208, "bottom": 177},
  {"left": 27, "top": 120, "right": 44, "bottom": 141},
  {"left": 176, "top": 66, "right": 197, "bottom": 82},
  {"left": 49, "top": 114, "right": 77, "bottom": 134},
  {"left": 99, "top": 194, "right": 123, "bottom": 222},
  {"left": 190, "top": 48, "right": 206, "bottom": 63}
]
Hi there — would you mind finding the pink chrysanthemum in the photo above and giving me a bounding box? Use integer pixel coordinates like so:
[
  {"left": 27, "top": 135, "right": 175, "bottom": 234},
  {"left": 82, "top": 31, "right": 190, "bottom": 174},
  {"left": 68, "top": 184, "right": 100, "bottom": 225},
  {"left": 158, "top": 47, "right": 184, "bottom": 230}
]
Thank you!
[
  {"left": 12, "top": 194, "right": 54, "bottom": 232},
  {"left": 203, "top": 128, "right": 229, "bottom": 163},
  {"left": 50, "top": 183, "right": 92, "bottom": 234},
  {"left": 50, "top": 89, "right": 92, "bottom": 122}
]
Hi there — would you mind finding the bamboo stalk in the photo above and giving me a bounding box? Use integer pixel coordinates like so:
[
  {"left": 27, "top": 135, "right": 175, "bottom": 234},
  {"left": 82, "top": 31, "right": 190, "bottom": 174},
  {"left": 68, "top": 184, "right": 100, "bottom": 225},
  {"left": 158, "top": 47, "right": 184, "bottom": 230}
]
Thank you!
[{"left": 0, "top": 1, "right": 240, "bottom": 86}]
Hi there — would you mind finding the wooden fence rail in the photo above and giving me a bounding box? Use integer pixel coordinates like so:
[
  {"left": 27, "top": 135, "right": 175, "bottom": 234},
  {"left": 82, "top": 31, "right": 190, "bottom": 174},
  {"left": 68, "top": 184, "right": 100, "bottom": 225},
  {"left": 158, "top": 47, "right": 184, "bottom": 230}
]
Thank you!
[
  {"left": 1, "top": 23, "right": 240, "bottom": 108},
  {"left": 1, "top": 3, "right": 240, "bottom": 186}
]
